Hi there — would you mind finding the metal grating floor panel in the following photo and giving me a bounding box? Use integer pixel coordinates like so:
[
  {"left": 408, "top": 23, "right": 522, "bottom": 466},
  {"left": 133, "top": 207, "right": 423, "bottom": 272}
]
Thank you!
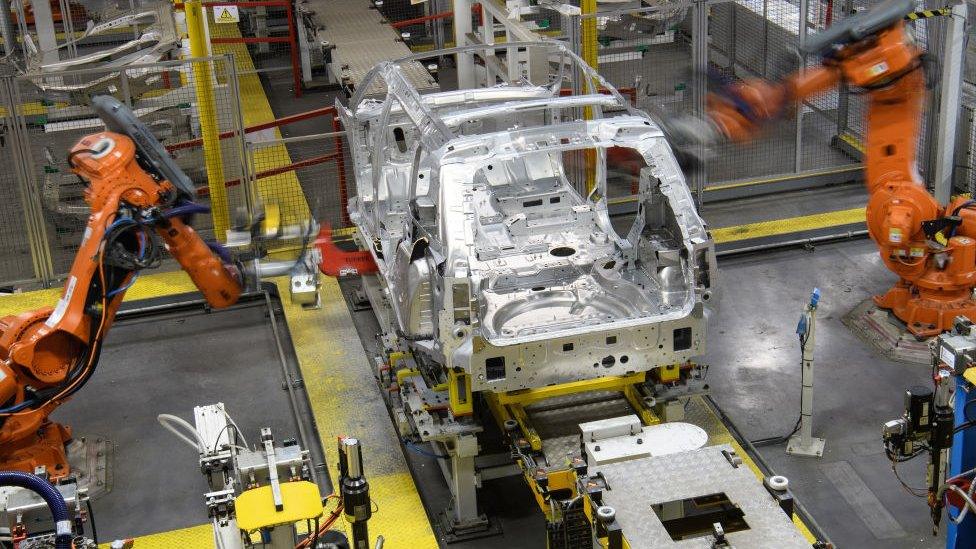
[
  {"left": 596, "top": 444, "right": 810, "bottom": 548},
  {"left": 311, "top": 0, "right": 437, "bottom": 94}
]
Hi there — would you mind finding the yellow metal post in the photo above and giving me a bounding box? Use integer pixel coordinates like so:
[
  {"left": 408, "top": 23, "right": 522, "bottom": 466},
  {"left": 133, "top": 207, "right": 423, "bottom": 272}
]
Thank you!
[
  {"left": 448, "top": 368, "right": 474, "bottom": 416},
  {"left": 580, "top": 0, "right": 598, "bottom": 89},
  {"left": 185, "top": 0, "right": 229, "bottom": 239},
  {"left": 581, "top": 0, "right": 598, "bottom": 193},
  {"left": 508, "top": 403, "right": 543, "bottom": 451},
  {"left": 622, "top": 384, "right": 661, "bottom": 426}
]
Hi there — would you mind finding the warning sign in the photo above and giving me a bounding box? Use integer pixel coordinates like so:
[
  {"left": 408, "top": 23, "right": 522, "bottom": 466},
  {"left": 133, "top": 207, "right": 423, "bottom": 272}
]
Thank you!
[{"left": 214, "top": 5, "right": 239, "bottom": 23}]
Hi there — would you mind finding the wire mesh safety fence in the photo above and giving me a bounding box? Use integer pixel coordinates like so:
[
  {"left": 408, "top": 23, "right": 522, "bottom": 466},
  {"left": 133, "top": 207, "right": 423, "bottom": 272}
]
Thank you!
[
  {"left": 0, "top": 71, "right": 45, "bottom": 285},
  {"left": 958, "top": 97, "right": 976, "bottom": 197},
  {"left": 380, "top": 0, "right": 564, "bottom": 54},
  {"left": 246, "top": 131, "right": 352, "bottom": 234},
  {"left": 204, "top": 0, "right": 302, "bottom": 86},
  {"left": 956, "top": 7, "right": 976, "bottom": 195},
  {"left": 582, "top": 0, "right": 881, "bottom": 191},
  {"left": 377, "top": 0, "right": 454, "bottom": 51},
  {"left": 0, "top": 55, "right": 250, "bottom": 286}
]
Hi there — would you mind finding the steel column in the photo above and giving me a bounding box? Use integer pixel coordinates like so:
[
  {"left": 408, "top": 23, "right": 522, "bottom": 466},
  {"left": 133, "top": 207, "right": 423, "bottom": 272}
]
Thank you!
[
  {"left": 2, "top": 69, "right": 54, "bottom": 284},
  {"left": 224, "top": 55, "right": 253, "bottom": 219},
  {"left": 794, "top": 0, "right": 810, "bottom": 173},
  {"left": 932, "top": 2, "right": 966, "bottom": 206},
  {"left": 57, "top": 0, "right": 76, "bottom": 58},
  {"left": 284, "top": 0, "right": 303, "bottom": 97},
  {"left": 481, "top": 6, "right": 493, "bottom": 85},
  {"left": 449, "top": 435, "right": 480, "bottom": 524},
  {"left": 433, "top": 0, "right": 447, "bottom": 61},
  {"left": 454, "top": 0, "right": 475, "bottom": 88},
  {"left": 0, "top": 0, "right": 16, "bottom": 57},
  {"left": 691, "top": 0, "right": 709, "bottom": 205},
  {"left": 834, "top": 0, "right": 855, "bottom": 139},
  {"left": 30, "top": 0, "right": 59, "bottom": 65}
]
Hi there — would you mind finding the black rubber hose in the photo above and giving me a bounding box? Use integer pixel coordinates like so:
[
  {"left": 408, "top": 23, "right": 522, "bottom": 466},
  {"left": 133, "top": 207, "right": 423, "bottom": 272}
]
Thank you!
[{"left": 0, "top": 471, "right": 72, "bottom": 549}]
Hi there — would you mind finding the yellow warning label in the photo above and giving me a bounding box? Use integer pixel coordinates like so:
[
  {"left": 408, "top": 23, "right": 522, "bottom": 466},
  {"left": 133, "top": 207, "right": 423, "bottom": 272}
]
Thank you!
[{"left": 214, "top": 5, "right": 239, "bottom": 23}]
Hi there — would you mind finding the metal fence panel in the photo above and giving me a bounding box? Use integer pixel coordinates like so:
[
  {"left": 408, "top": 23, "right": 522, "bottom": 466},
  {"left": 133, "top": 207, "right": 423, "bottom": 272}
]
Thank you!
[
  {"left": 205, "top": 0, "right": 302, "bottom": 97},
  {"left": 247, "top": 130, "right": 352, "bottom": 232},
  {"left": 584, "top": 0, "right": 870, "bottom": 190},
  {"left": 0, "top": 55, "right": 248, "bottom": 285},
  {"left": 379, "top": 0, "right": 452, "bottom": 50},
  {"left": 0, "top": 72, "right": 46, "bottom": 284},
  {"left": 958, "top": 93, "right": 976, "bottom": 196}
]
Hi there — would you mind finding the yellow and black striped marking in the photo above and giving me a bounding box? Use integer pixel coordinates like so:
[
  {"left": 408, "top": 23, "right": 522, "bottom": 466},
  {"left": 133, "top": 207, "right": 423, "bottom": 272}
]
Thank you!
[{"left": 905, "top": 7, "right": 951, "bottom": 21}]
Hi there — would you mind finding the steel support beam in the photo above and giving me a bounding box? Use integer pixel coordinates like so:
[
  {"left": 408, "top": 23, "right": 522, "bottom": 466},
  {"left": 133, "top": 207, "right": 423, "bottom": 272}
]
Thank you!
[
  {"left": 691, "top": 0, "right": 708, "bottom": 205},
  {"left": 31, "top": 0, "right": 59, "bottom": 65},
  {"left": 932, "top": 2, "right": 967, "bottom": 206},
  {"left": 0, "top": 0, "right": 16, "bottom": 57},
  {"left": 794, "top": 0, "right": 809, "bottom": 174},
  {"left": 454, "top": 0, "right": 476, "bottom": 88}
]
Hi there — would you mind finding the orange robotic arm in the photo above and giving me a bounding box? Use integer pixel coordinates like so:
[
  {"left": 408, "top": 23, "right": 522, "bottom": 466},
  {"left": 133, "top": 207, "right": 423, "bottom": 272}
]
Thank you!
[
  {"left": 699, "top": 0, "right": 976, "bottom": 337},
  {"left": 0, "top": 111, "right": 242, "bottom": 476}
]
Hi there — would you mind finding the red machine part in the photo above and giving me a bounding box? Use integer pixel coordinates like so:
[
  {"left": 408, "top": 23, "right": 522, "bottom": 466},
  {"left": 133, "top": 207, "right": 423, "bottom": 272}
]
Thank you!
[
  {"left": 315, "top": 225, "right": 378, "bottom": 277},
  {"left": 944, "top": 477, "right": 973, "bottom": 510}
]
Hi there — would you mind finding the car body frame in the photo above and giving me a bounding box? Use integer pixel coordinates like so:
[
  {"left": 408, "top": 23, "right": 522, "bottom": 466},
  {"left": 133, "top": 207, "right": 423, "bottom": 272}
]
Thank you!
[{"left": 339, "top": 41, "right": 715, "bottom": 393}]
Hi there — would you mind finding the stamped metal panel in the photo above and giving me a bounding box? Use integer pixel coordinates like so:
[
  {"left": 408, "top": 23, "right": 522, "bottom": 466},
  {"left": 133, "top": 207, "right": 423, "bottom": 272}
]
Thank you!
[{"left": 595, "top": 444, "right": 809, "bottom": 548}]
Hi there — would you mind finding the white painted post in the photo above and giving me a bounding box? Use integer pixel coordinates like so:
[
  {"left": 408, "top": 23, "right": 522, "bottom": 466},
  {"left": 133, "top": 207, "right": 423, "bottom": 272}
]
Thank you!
[{"left": 788, "top": 288, "right": 827, "bottom": 458}]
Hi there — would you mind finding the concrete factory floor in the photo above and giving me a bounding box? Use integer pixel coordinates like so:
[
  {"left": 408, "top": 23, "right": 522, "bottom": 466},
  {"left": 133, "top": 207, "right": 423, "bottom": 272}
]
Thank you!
[
  {"left": 709, "top": 239, "right": 943, "bottom": 548},
  {"left": 0, "top": 223, "right": 941, "bottom": 548},
  {"left": 58, "top": 291, "right": 312, "bottom": 541}
]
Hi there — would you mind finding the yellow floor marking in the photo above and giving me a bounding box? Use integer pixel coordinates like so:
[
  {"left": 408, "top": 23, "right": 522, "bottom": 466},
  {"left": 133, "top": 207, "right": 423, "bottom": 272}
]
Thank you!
[
  {"left": 0, "top": 271, "right": 198, "bottom": 316},
  {"left": 706, "top": 165, "right": 861, "bottom": 191},
  {"left": 837, "top": 132, "right": 866, "bottom": 153},
  {"left": 98, "top": 524, "right": 215, "bottom": 548},
  {"left": 712, "top": 207, "right": 865, "bottom": 244},
  {"left": 276, "top": 276, "right": 438, "bottom": 546}
]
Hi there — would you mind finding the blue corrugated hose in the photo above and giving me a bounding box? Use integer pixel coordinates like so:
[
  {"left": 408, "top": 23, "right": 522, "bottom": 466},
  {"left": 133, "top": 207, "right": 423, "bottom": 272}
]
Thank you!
[{"left": 0, "top": 471, "right": 72, "bottom": 549}]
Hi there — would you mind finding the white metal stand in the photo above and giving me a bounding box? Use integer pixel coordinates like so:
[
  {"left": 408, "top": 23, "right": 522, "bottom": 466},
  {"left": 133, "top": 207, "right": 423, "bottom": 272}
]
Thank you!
[{"left": 787, "top": 289, "right": 826, "bottom": 458}]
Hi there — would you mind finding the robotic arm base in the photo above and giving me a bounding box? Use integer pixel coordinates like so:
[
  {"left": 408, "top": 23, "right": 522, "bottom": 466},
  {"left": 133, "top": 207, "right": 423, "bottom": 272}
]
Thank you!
[
  {"left": 875, "top": 284, "right": 976, "bottom": 338},
  {"left": 0, "top": 419, "right": 72, "bottom": 480}
]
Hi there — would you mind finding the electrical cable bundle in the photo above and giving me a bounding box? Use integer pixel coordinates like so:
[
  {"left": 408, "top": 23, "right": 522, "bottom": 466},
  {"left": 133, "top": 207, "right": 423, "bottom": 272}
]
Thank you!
[
  {"left": 295, "top": 495, "right": 343, "bottom": 549},
  {"left": 750, "top": 316, "right": 808, "bottom": 447},
  {"left": 938, "top": 467, "right": 976, "bottom": 526},
  {"left": 0, "top": 200, "right": 201, "bottom": 417}
]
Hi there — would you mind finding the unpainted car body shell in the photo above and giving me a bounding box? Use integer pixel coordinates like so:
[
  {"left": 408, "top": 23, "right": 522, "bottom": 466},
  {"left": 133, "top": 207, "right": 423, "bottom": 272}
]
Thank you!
[{"left": 340, "top": 42, "right": 715, "bottom": 392}]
